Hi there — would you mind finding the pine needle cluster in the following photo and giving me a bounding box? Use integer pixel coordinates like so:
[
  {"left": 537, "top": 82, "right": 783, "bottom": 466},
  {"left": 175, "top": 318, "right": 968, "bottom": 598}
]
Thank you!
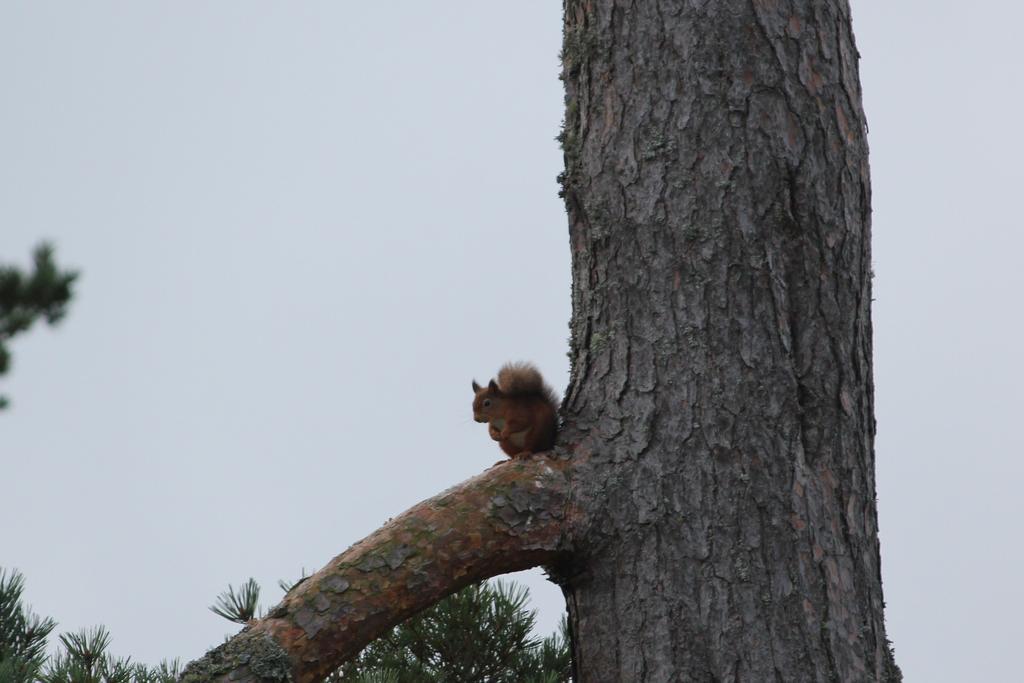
[
  {"left": 332, "top": 581, "right": 571, "bottom": 683},
  {"left": 0, "top": 568, "right": 180, "bottom": 683},
  {"left": 0, "top": 244, "right": 77, "bottom": 409}
]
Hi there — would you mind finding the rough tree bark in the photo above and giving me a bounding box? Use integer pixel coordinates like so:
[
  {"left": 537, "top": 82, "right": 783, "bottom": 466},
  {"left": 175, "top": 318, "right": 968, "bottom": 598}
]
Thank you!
[
  {"left": 557, "top": 1, "right": 898, "bottom": 679},
  {"left": 182, "top": 2, "right": 899, "bottom": 681}
]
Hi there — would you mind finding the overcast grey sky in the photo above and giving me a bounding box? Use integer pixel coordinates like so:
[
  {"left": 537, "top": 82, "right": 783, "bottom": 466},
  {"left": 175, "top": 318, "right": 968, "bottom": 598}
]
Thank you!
[{"left": 2, "top": 2, "right": 1021, "bottom": 681}]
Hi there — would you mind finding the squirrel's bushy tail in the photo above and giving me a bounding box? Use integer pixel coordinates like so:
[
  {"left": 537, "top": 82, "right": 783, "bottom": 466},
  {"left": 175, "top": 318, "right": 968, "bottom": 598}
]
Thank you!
[{"left": 497, "top": 362, "right": 560, "bottom": 408}]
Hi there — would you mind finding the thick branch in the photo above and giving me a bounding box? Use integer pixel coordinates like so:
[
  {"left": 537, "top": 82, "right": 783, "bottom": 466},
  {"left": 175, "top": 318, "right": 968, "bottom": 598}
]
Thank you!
[{"left": 181, "top": 455, "right": 573, "bottom": 683}]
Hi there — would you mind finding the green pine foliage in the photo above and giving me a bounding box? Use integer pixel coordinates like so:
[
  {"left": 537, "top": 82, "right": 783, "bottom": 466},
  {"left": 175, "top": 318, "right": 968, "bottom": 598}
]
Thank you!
[
  {"left": 6, "top": 561, "right": 570, "bottom": 683},
  {"left": 0, "top": 244, "right": 77, "bottom": 409},
  {"left": 40, "top": 626, "right": 181, "bottom": 683},
  {"left": 0, "top": 568, "right": 180, "bottom": 683},
  {"left": 0, "top": 568, "right": 56, "bottom": 683},
  {"left": 209, "top": 578, "right": 262, "bottom": 625},
  {"left": 332, "top": 581, "right": 571, "bottom": 683}
]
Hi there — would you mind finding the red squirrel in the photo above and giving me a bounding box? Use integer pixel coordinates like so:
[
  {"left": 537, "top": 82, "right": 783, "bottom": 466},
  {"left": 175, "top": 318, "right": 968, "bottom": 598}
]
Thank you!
[{"left": 472, "top": 362, "right": 558, "bottom": 458}]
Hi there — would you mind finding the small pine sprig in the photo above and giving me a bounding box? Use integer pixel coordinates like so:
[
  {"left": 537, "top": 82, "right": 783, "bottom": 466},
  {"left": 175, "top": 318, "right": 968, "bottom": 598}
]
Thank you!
[
  {"left": 0, "top": 243, "right": 77, "bottom": 409},
  {"left": 0, "top": 567, "right": 58, "bottom": 682},
  {"left": 210, "top": 578, "right": 261, "bottom": 624},
  {"left": 42, "top": 626, "right": 135, "bottom": 683}
]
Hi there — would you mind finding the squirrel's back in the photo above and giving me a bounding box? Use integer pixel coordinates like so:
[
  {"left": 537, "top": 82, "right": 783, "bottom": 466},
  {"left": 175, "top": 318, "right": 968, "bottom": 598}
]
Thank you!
[{"left": 497, "top": 362, "right": 560, "bottom": 409}]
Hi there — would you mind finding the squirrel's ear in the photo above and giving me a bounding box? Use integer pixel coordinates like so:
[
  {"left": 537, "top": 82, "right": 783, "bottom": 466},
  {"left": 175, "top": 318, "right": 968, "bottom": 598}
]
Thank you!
[
  {"left": 488, "top": 379, "right": 499, "bottom": 393},
  {"left": 472, "top": 380, "right": 481, "bottom": 392}
]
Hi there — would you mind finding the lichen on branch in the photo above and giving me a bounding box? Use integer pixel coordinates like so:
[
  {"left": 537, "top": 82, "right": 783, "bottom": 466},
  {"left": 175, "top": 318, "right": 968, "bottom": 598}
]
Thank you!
[{"left": 181, "top": 454, "right": 573, "bottom": 683}]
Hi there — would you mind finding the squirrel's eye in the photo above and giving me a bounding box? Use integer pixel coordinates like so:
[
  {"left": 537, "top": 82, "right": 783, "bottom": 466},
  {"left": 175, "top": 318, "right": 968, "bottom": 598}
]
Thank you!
[{"left": 483, "top": 399, "right": 492, "bottom": 408}]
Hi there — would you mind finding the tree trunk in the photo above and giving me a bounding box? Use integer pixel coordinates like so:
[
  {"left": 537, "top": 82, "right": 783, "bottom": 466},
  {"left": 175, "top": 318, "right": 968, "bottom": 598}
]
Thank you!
[
  {"left": 182, "top": 2, "right": 899, "bottom": 681},
  {"left": 558, "top": 1, "right": 896, "bottom": 680}
]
